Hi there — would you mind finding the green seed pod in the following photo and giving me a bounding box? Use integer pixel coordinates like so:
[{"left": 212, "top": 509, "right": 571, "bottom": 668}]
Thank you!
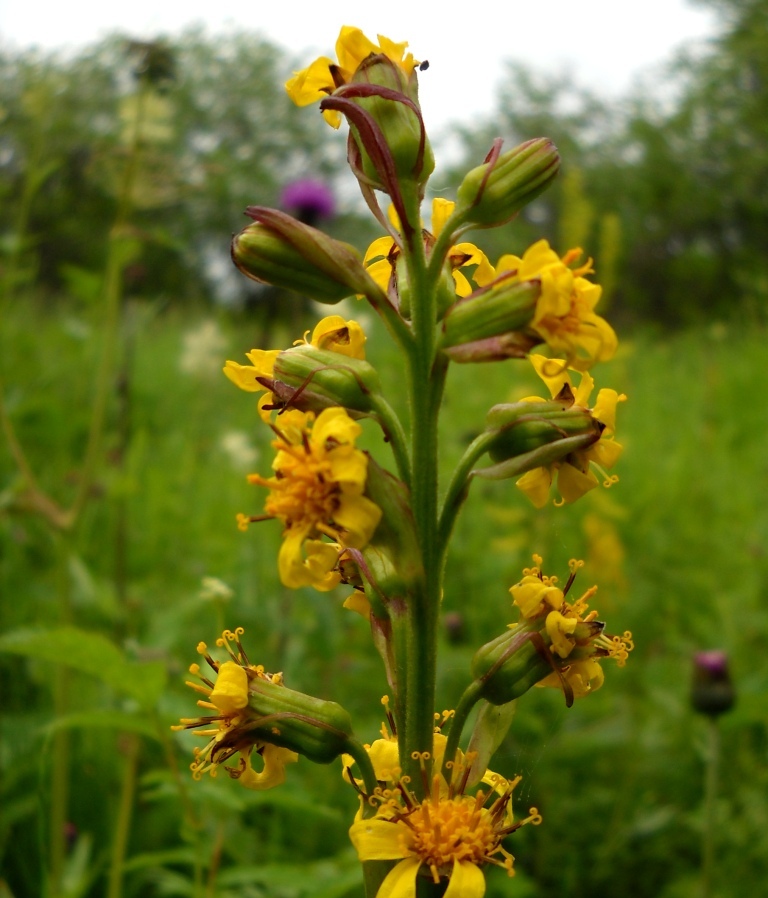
[{"left": 232, "top": 207, "right": 384, "bottom": 305}]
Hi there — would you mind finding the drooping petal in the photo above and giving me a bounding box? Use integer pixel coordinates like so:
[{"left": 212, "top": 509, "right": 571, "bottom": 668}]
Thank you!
[
  {"left": 375, "top": 858, "right": 421, "bottom": 898},
  {"left": 444, "top": 860, "right": 486, "bottom": 898},
  {"left": 239, "top": 744, "right": 298, "bottom": 790},
  {"left": 557, "top": 462, "right": 598, "bottom": 503},
  {"left": 515, "top": 467, "right": 553, "bottom": 509}
]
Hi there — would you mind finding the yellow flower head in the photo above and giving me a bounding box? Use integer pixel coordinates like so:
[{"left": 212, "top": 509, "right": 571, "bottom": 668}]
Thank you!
[
  {"left": 510, "top": 556, "right": 633, "bottom": 700},
  {"left": 285, "top": 26, "right": 419, "bottom": 128},
  {"left": 349, "top": 743, "right": 541, "bottom": 898},
  {"left": 495, "top": 240, "right": 617, "bottom": 369},
  {"left": 364, "top": 200, "right": 494, "bottom": 303},
  {"left": 171, "top": 628, "right": 298, "bottom": 789},
  {"left": 241, "top": 407, "right": 381, "bottom": 590},
  {"left": 516, "top": 354, "right": 626, "bottom": 507},
  {"left": 223, "top": 315, "right": 366, "bottom": 422}
]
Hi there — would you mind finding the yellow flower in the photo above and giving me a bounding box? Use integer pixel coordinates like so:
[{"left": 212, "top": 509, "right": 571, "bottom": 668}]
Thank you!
[
  {"left": 509, "top": 556, "right": 633, "bottom": 700},
  {"left": 223, "top": 315, "right": 366, "bottom": 421},
  {"left": 242, "top": 407, "right": 381, "bottom": 590},
  {"left": 495, "top": 240, "right": 616, "bottom": 369},
  {"left": 349, "top": 746, "right": 540, "bottom": 897},
  {"left": 285, "top": 26, "right": 419, "bottom": 128},
  {"left": 516, "top": 354, "right": 626, "bottom": 507},
  {"left": 364, "top": 200, "right": 494, "bottom": 301},
  {"left": 172, "top": 628, "right": 298, "bottom": 789}
]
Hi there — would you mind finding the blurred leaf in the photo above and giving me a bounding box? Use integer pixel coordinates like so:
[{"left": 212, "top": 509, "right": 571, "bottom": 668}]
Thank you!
[
  {"left": 121, "top": 847, "right": 199, "bottom": 873},
  {"left": 42, "top": 710, "right": 160, "bottom": 740},
  {"left": 0, "top": 626, "right": 166, "bottom": 708},
  {"left": 466, "top": 700, "right": 517, "bottom": 787}
]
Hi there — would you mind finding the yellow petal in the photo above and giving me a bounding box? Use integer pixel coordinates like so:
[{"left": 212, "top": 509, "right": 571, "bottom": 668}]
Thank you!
[
  {"left": 592, "top": 388, "right": 625, "bottom": 434},
  {"left": 529, "top": 354, "right": 572, "bottom": 399},
  {"left": 311, "top": 316, "right": 367, "bottom": 359},
  {"left": 367, "top": 736, "right": 400, "bottom": 780},
  {"left": 334, "top": 494, "right": 382, "bottom": 548},
  {"left": 343, "top": 591, "right": 372, "bottom": 619},
  {"left": 431, "top": 198, "right": 455, "bottom": 237},
  {"left": 365, "top": 236, "right": 396, "bottom": 264},
  {"left": 516, "top": 467, "right": 553, "bottom": 508},
  {"left": 285, "top": 56, "right": 336, "bottom": 106},
  {"left": 557, "top": 462, "right": 598, "bottom": 503},
  {"left": 240, "top": 743, "right": 298, "bottom": 790},
  {"left": 223, "top": 360, "right": 269, "bottom": 393},
  {"left": 335, "top": 26, "right": 379, "bottom": 78},
  {"left": 545, "top": 610, "right": 578, "bottom": 659},
  {"left": 349, "top": 819, "right": 412, "bottom": 861},
  {"left": 209, "top": 661, "right": 249, "bottom": 713},
  {"left": 444, "top": 861, "right": 486, "bottom": 898}
]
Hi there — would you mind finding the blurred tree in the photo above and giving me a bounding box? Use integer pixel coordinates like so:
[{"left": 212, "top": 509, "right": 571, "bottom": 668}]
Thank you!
[{"left": 0, "top": 30, "right": 370, "bottom": 309}]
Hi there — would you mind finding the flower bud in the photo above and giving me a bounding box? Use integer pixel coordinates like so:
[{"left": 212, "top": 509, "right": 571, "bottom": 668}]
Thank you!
[
  {"left": 477, "top": 400, "right": 603, "bottom": 480},
  {"left": 455, "top": 138, "right": 560, "bottom": 227},
  {"left": 691, "top": 651, "right": 736, "bottom": 717},
  {"left": 231, "top": 207, "right": 383, "bottom": 305},
  {"left": 227, "top": 667, "right": 355, "bottom": 765},
  {"left": 345, "top": 55, "right": 434, "bottom": 191},
  {"left": 440, "top": 277, "right": 540, "bottom": 350},
  {"left": 471, "top": 627, "right": 550, "bottom": 705},
  {"left": 270, "top": 345, "right": 381, "bottom": 414}
]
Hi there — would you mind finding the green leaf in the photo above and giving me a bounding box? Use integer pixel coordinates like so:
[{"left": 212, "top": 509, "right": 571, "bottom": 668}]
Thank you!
[
  {"left": 466, "top": 699, "right": 517, "bottom": 787},
  {"left": 0, "top": 626, "right": 166, "bottom": 708}
]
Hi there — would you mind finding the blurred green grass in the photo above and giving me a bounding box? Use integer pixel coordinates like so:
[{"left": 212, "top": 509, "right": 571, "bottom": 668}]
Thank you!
[{"left": 2, "top": 297, "right": 767, "bottom": 897}]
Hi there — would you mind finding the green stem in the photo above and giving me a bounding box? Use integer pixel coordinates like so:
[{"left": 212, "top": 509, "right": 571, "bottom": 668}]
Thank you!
[
  {"left": 342, "top": 737, "right": 379, "bottom": 808},
  {"left": 702, "top": 716, "right": 720, "bottom": 898},
  {"left": 440, "top": 681, "right": 483, "bottom": 782},
  {"left": 48, "top": 535, "right": 74, "bottom": 898},
  {"left": 363, "top": 861, "right": 396, "bottom": 898},
  {"left": 106, "top": 734, "right": 140, "bottom": 898},
  {"left": 436, "top": 431, "right": 498, "bottom": 566},
  {"left": 369, "top": 394, "right": 411, "bottom": 486},
  {"left": 396, "top": 186, "right": 448, "bottom": 793}
]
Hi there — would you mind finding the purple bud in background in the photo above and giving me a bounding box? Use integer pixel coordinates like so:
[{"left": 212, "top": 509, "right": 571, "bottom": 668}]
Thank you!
[
  {"left": 691, "top": 650, "right": 736, "bottom": 717},
  {"left": 280, "top": 179, "right": 336, "bottom": 227}
]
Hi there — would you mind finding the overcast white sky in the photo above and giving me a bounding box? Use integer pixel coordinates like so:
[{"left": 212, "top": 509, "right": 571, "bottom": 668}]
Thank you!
[{"left": 1, "top": 0, "right": 719, "bottom": 131}]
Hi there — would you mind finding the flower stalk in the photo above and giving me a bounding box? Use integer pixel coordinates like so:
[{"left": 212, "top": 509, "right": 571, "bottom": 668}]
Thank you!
[{"left": 176, "top": 23, "right": 633, "bottom": 898}]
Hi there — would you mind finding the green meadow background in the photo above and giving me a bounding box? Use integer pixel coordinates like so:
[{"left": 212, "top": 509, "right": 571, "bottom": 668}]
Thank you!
[{"left": 2, "top": 5, "right": 768, "bottom": 896}]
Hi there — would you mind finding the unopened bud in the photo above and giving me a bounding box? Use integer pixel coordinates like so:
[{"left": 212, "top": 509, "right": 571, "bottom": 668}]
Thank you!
[
  {"left": 232, "top": 207, "right": 382, "bottom": 304},
  {"left": 441, "top": 277, "right": 540, "bottom": 350},
  {"left": 271, "top": 345, "right": 381, "bottom": 414},
  {"left": 471, "top": 628, "right": 550, "bottom": 705},
  {"left": 477, "top": 400, "right": 603, "bottom": 480},
  {"left": 456, "top": 138, "right": 560, "bottom": 228},
  {"left": 691, "top": 651, "right": 736, "bottom": 717}
]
